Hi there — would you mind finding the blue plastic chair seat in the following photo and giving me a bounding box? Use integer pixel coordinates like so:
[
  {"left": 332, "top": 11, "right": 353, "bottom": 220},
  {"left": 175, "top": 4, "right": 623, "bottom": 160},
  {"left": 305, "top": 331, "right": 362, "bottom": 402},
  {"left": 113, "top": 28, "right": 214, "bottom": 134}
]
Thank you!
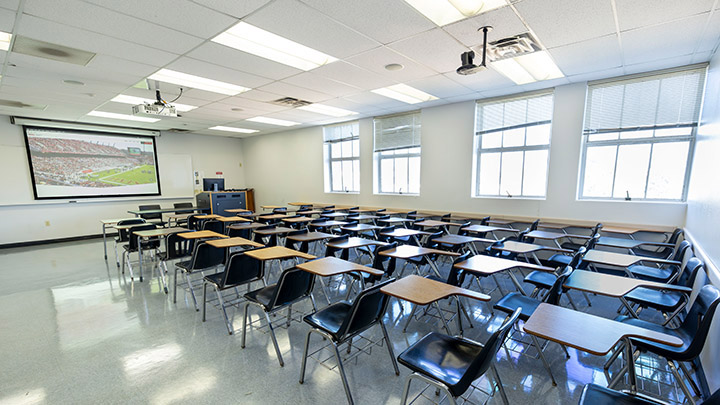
[{"left": 303, "top": 301, "right": 352, "bottom": 341}]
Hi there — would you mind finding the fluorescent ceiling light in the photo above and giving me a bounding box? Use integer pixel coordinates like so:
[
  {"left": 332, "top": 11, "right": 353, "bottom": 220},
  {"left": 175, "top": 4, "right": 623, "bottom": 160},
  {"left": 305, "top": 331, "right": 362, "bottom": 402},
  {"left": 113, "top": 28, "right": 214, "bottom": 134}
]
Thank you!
[
  {"left": 111, "top": 95, "right": 197, "bottom": 112},
  {"left": 209, "top": 126, "right": 259, "bottom": 134},
  {"left": 87, "top": 111, "right": 160, "bottom": 123},
  {"left": 212, "top": 22, "right": 338, "bottom": 71},
  {"left": 297, "top": 103, "right": 358, "bottom": 117},
  {"left": 404, "top": 0, "right": 506, "bottom": 26},
  {"left": 0, "top": 31, "right": 11, "bottom": 51},
  {"left": 371, "top": 84, "right": 438, "bottom": 104},
  {"left": 148, "top": 69, "right": 249, "bottom": 96},
  {"left": 490, "top": 50, "right": 564, "bottom": 85},
  {"left": 246, "top": 116, "right": 299, "bottom": 127}
]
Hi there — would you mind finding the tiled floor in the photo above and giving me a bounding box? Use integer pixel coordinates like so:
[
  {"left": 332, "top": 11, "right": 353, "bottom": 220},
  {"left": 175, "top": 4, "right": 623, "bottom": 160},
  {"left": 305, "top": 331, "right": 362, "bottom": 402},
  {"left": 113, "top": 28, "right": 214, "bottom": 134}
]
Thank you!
[{"left": 0, "top": 239, "right": 689, "bottom": 404}]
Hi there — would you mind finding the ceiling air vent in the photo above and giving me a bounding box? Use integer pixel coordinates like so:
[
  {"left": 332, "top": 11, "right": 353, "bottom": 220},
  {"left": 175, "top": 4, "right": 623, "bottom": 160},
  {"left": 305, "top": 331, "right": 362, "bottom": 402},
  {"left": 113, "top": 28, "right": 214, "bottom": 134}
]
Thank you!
[
  {"left": 481, "top": 32, "right": 542, "bottom": 62},
  {"left": 11, "top": 36, "right": 96, "bottom": 66},
  {"left": 270, "top": 97, "right": 312, "bottom": 108},
  {"left": 0, "top": 99, "right": 47, "bottom": 110}
]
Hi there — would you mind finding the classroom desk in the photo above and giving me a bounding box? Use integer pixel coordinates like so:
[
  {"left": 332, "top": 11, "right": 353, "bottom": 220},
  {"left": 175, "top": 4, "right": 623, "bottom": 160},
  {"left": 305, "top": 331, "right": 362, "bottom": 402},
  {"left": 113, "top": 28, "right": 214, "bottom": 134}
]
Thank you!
[
  {"left": 349, "top": 208, "right": 379, "bottom": 213},
  {"left": 294, "top": 210, "right": 323, "bottom": 216},
  {"left": 205, "top": 237, "right": 264, "bottom": 249},
  {"left": 288, "top": 202, "right": 314, "bottom": 207},
  {"left": 600, "top": 226, "right": 668, "bottom": 240},
  {"left": 225, "top": 208, "right": 254, "bottom": 215},
  {"left": 194, "top": 214, "right": 221, "bottom": 220},
  {"left": 243, "top": 246, "right": 316, "bottom": 281},
  {"left": 380, "top": 275, "right": 490, "bottom": 335},
  {"left": 413, "top": 219, "right": 463, "bottom": 234},
  {"left": 281, "top": 216, "right": 314, "bottom": 226},
  {"left": 260, "top": 205, "right": 286, "bottom": 211},
  {"left": 380, "top": 228, "right": 431, "bottom": 246},
  {"left": 100, "top": 218, "right": 136, "bottom": 260},
  {"left": 253, "top": 227, "right": 295, "bottom": 246},
  {"left": 320, "top": 212, "right": 349, "bottom": 219},
  {"left": 215, "top": 216, "right": 251, "bottom": 223},
  {"left": 178, "top": 230, "right": 227, "bottom": 240},
  {"left": 487, "top": 218, "right": 516, "bottom": 228},
  {"left": 308, "top": 220, "right": 349, "bottom": 231},
  {"left": 582, "top": 249, "right": 681, "bottom": 276},
  {"left": 523, "top": 303, "right": 683, "bottom": 393},
  {"left": 257, "top": 213, "right": 292, "bottom": 221},
  {"left": 376, "top": 217, "right": 415, "bottom": 226},
  {"left": 226, "top": 222, "right": 266, "bottom": 237},
  {"left": 453, "top": 254, "right": 555, "bottom": 295},
  {"left": 524, "top": 230, "right": 590, "bottom": 248},
  {"left": 405, "top": 212, "right": 433, "bottom": 219},
  {"left": 127, "top": 207, "right": 202, "bottom": 217},
  {"left": 134, "top": 227, "right": 187, "bottom": 285},
  {"left": 461, "top": 224, "right": 516, "bottom": 239},
  {"left": 167, "top": 213, "right": 192, "bottom": 227},
  {"left": 347, "top": 214, "right": 379, "bottom": 222},
  {"left": 286, "top": 231, "right": 334, "bottom": 243},
  {"left": 326, "top": 237, "right": 388, "bottom": 260},
  {"left": 491, "top": 240, "right": 571, "bottom": 265},
  {"left": 378, "top": 246, "right": 459, "bottom": 277},
  {"left": 596, "top": 236, "right": 674, "bottom": 252},
  {"left": 340, "top": 223, "right": 382, "bottom": 236},
  {"left": 432, "top": 234, "right": 490, "bottom": 255},
  {"left": 297, "top": 256, "right": 384, "bottom": 277},
  {"left": 563, "top": 270, "right": 691, "bottom": 318}
]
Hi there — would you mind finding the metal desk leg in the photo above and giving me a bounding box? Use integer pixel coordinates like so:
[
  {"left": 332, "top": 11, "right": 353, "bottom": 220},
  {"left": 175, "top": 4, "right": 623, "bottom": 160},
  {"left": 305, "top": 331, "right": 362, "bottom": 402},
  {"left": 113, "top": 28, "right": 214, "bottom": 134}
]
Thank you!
[
  {"left": 624, "top": 337, "right": 638, "bottom": 393},
  {"left": 426, "top": 258, "right": 442, "bottom": 278},
  {"left": 620, "top": 297, "right": 640, "bottom": 318},
  {"left": 138, "top": 235, "right": 144, "bottom": 282},
  {"left": 103, "top": 224, "right": 108, "bottom": 260},
  {"left": 507, "top": 269, "right": 527, "bottom": 296}
]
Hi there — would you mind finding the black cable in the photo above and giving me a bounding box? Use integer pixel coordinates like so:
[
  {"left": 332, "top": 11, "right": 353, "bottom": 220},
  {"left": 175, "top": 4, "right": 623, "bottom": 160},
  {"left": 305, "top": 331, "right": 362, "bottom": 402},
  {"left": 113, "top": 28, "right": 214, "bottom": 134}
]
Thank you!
[{"left": 167, "top": 88, "right": 183, "bottom": 103}]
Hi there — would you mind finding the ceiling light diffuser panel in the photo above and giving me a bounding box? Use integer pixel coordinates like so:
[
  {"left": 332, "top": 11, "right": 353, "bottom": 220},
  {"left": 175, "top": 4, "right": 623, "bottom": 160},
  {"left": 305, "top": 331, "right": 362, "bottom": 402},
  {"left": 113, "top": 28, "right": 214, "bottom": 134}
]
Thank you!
[
  {"left": 209, "top": 126, "right": 258, "bottom": 133},
  {"left": 246, "top": 116, "right": 300, "bottom": 126},
  {"left": 87, "top": 111, "right": 160, "bottom": 123},
  {"left": 148, "top": 69, "right": 249, "bottom": 96},
  {"left": 404, "top": 0, "right": 507, "bottom": 26},
  {"left": 0, "top": 31, "right": 11, "bottom": 51},
  {"left": 297, "top": 103, "right": 358, "bottom": 117},
  {"left": 212, "top": 22, "right": 338, "bottom": 71},
  {"left": 372, "top": 84, "right": 439, "bottom": 104},
  {"left": 491, "top": 51, "right": 564, "bottom": 85}
]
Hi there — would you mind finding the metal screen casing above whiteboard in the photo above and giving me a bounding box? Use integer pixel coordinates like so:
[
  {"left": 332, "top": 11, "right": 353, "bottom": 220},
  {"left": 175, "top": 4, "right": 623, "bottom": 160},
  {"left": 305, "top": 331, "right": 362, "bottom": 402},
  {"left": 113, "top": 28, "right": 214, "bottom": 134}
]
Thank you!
[{"left": 373, "top": 111, "right": 421, "bottom": 152}]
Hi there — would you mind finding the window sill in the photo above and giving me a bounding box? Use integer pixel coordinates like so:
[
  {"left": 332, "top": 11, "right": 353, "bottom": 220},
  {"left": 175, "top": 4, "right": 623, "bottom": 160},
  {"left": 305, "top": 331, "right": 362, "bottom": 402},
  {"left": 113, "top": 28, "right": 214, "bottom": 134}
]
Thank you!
[
  {"left": 325, "top": 191, "right": 360, "bottom": 195},
  {"left": 577, "top": 197, "right": 687, "bottom": 205},
  {"left": 472, "top": 195, "right": 546, "bottom": 201},
  {"left": 374, "top": 192, "right": 420, "bottom": 197}
]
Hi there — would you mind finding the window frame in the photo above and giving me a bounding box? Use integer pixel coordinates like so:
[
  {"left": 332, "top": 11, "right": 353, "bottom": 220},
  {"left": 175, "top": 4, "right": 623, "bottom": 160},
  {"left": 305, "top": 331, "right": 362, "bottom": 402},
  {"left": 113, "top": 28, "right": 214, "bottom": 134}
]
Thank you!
[
  {"left": 323, "top": 121, "right": 360, "bottom": 194},
  {"left": 472, "top": 92, "right": 554, "bottom": 199},
  {"left": 373, "top": 111, "right": 422, "bottom": 196}
]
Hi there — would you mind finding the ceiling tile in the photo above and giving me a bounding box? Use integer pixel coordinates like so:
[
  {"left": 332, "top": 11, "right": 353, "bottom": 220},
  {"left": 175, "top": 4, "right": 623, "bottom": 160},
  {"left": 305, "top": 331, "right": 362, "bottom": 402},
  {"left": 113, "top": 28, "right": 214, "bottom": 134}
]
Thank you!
[
  {"left": 217, "top": 97, "right": 289, "bottom": 113},
  {"left": 0, "top": 0, "right": 19, "bottom": 11},
  {"left": 566, "top": 66, "right": 624, "bottom": 83},
  {"left": 82, "top": 0, "right": 238, "bottom": 38},
  {"left": 23, "top": 0, "right": 204, "bottom": 54},
  {"left": 282, "top": 72, "right": 361, "bottom": 97},
  {"left": 691, "top": 50, "right": 714, "bottom": 64},
  {"left": 166, "top": 57, "right": 275, "bottom": 89},
  {"left": 621, "top": 14, "right": 706, "bottom": 65},
  {"left": 87, "top": 54, "right": 160, "bottom": 78},
  {"left": 314, "top": 98, "right": 383, "bottom": 114},
  {"left": 186, "top": 42, "right": 303, "bottom": 81},
  {"left": 244, "top": 0, "right": 378, "bottom": 59},
  {"left": 696, "top": 12, "right": 720, "bottom": 53},
  {"left": 444, "top": 6, "right": 527, "bottom": 48},
  {"left": 549, "top": 34, "right": 622, "bottom": 76},
  {"left": 345, "top": 46, "right": 437, "bottom": 81},
  {"left": 300, "top": 0, "right": 436, "bottom": 44},
  {"left": 444, "top": 68, "right": 514, "bottom": 92},
  {"left": 190, "top": 0, "right": 272, "bottom": 19},
  {"left": 514, "top": 0, "right": 615, "bottom": 48},
  {"left": 615, "top": 0, "right": 714, "bottom": 31},
  {"left": 312, "top": 61, "right": 395, "bottom": 90},
  {"left": 389, "top": 28, "right": 469, "bottom": 74},
  {"left": 343, "top": 91, "right": 408, "bottom": 110},
  {"left": 256, "top": 81, "right": 334, "bottom": 103},
  {"left": 623, "top": 54, "right": 694, "bottom": 76},
  {"left": 406, "top": 74, "right": 474, "bottom": 98},
  {"left": 0, "top": 6, "right": 15, "bottom": 32},
  {"left": 236, "top": 89, "right": 284, "bottom": 102}
]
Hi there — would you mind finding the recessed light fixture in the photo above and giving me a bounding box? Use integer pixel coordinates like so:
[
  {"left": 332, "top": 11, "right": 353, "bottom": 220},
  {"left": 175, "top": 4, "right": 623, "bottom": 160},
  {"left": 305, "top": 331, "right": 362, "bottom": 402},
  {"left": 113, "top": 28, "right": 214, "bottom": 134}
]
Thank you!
[
  {"left": 371, "top": 84, "right": 438, "bottom": 104},
  {"left": 297, "top": 103, "right": 358, "bottom": 117},
  {"left": 247, "top": 116, "right": 299, "bottom": 127},
  {"left": 209, "top": 126, "right": 259, "bottom": 134},
  {"left": 212, "top": 22, "right": 338, "bottom": 71},
  {"left": 87, "top": 111, "right": 160, "bottom": 123},
  {"left": 404, "top": 0, "right": 507, "bottom": 26},
  {"left": 148, "top": 69, "right": 249, "bottom": 96},
  {"left": 62, "top": 79, "right": 85, "bottom": 86},
  {"left": 385, "top": 63, "right": 404, "bottom": 71},
  {"left": 0, "top": 31, "right": 11, "bottom": 51},
  {"left": 490, "top": 50, "right": 564, "bottom": 85},
  {"left": 111, "top": 94, "right": 197, "bottom": 112}
]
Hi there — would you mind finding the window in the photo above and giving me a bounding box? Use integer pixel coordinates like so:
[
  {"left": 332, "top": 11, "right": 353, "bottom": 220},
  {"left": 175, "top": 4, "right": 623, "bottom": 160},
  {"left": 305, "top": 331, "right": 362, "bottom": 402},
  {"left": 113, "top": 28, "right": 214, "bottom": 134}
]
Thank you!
[
  {"left": 373, "top": 111, "right": 421, "bottom": 195},
  {"left": 579, "top": 67, "right": 706, "bottom": 201},
  {"left": 472, "top": 92, "right": 554, "bottom": 198},
  {"left": 323, "top": 121, "right": 359, "bottom": 193}
]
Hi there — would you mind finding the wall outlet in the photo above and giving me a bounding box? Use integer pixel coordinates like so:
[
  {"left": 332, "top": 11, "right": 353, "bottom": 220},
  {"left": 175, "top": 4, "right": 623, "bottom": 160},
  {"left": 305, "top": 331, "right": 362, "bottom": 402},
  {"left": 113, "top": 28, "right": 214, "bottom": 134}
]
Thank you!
[{"left": 45, "top": 221, "right": 50, "bottom": 227}]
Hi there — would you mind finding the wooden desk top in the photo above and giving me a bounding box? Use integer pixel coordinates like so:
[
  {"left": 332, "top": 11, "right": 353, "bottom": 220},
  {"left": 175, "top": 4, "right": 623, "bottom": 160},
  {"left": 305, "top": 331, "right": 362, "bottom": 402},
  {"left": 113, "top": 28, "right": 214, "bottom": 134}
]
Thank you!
[
  {"left": 523, "top": 303, "right": 683, "bottom": 356},
  {"left": 601, "top": 226, "right": 671, "bottom": 235},
  {"left": 167, "top": 213, "right": 192, "bottom": 219},
  {"left": 134, "top": 227, "right": 188, "bottom": 238},
  {"left": 253, "top": 226, "right": 295, "bottom": 235},
  {"left": 326, "top": 237, "right": 388, "bottom": 249},
  {"left": 227, "top": 222, "right": 266, "bottom": 230},
  {"left": 320, "top": 212, "right": 349, "bottom": 218},
  {"left": 286, "top": 231, "right": 334, "bottom": 242},
  {"left": 195, "top": 214, "right": 221, "bottom": 220},
  {"left": 206, "top": 237, "right": 264, "bottom": 249},
  {"left": 380, "top": 228, "right": 431, "bottom": 238},
  {"left": 525, "top": 230, "right": 590, "bottom": 240},
  {"left": 583, "top": 249, "right": 681, "bottom": 268},
  {"left": 461, "top": 224, "right": 514, "bottom": 234},
  {"left": 406, "top": 213, "right": 433, "bottom": 218},
  {"left": 101, "top": 218, "right": 138, "bottom": 225},
  {"left": 215, "top": 216, "right": 252, "bottom": 223},
  {"left": 454, "top": 254, "right": 554, "bottom": 275},
  {"left": 260, "top": 205, "right": 285, "bottom": 210},
  {"left": 178, "top": 230, "right": 227, "bottom": 239},
  {"left": 564, "top": 270, "right": 692, "bottom": 298},
  {"left": 377, "top": 217, "right": 414, "bottom": 223},
  {"left": 596, "top": 237, "right": 674, "bottom": 250},
  {"left": 297, "top": 256, "right": 384, "bottom": 277},
  {"left": 378, "top": 245, "right": 460, "bottom": 259},
  {"left": 487, "top": 219, "right": 515, "bottom": 226},
  {"left": 258, "top": 213, "right": 291, "bottom": 220},
  {"left": 282, "top": 216, "right": 314, "bottom": 223},
  {"left": 295, "top": 210, "right": 322, "bottom": 216},
  {"left": 243, "top": 246, "right": 316, "bottom": 261},
  {"left": 349, "top": 208, "right": 378, "bottom": 213},
  {"left": 491, "top": 240, "right": 560, "bottom": 254},
  {"left": 348, "top": 214, "right": 379, "bottom": 221},
  {"left": 538, "top": 222, "right": 571, "bottom": 230},
  {"left": 225, "top": 208, "right": 254, "bottom": 214},
  {"left": 414, "top": 219, "right": 462, "bottom": 228},
  {"left": 114, "top": 223, "right": 149, "bottom": 230},
  {"left": 433, "top": 235, "right": 489, "bottom": 245},
  {"left": 341, "top": 223, "right": 382, "bottom": 232},
  {"left": 288, "top": 202, "right": 313, "bottom": 206},
  {"left": 310, "top": 220, "right": 349, "bottom": 227},
  {"left": 381, "top": 275, "right": 490, "bottom": 305}
]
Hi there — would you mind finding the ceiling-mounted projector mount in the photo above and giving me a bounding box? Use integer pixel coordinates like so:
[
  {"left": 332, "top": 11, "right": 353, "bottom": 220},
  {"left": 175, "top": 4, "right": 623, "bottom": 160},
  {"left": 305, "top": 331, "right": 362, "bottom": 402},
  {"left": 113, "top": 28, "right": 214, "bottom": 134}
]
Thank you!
[{"left": 457, "top": 25, "right": 492, "bottom": 75}]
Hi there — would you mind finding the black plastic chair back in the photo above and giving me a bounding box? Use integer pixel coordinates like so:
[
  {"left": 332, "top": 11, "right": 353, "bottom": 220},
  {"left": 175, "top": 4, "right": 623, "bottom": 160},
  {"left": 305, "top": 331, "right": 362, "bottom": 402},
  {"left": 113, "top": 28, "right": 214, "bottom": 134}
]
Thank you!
[
  {"left": 273, "top": 207, "right": 287, "bottom": 214},
  {"left": 673, "top": 240, "right": 692, "bottom": 262},
  {"left": 116, "top": 218, "right": 146, "bottom": 242},
  {"left": 325, "top": 235, "right": 349, "bottom": 260},
  {"left": 165, "top": 232, "right": 194, "bottom": 259},
  {"left": 323, "top": 205, "right": 335, "bottom": 210},
  {"left": 678, "top": 258, "right": 704, "bottom": 288},
  {"left": 440, "top": 213, "right": 451, "bottom": 221},
  {"left": 591, "top": 223, "right": 603, "bottom": 235},
  {"left": 173, "top": 202, "right": 193, "bottom": 214},
  {"left": 336, "top": 279, "right": 395, "bottom": 340},
  {"left": 545, "top": 267, "right": 573, "bottom": 305},
  {"left": 187, "top": 214, "right": 202, "bottom": 231},
  {"left": 269, "top": 267, "right": 316, "bottom": 309},
  {"left": 405, "top": 210, "right": 417, "bottom": 218},
  {"left": 139, "top": 204, "right": 162, "bottom": 221},
  {"left": 254, "top": 225, "right": 278, "bottom": 246},
  {"left": 221, "top": 252, "right": 263, "bottom": 288},
  {"left": 452, "top": 308, "right": 521, "bottom": 396},
  {"left": 674, "top": 285, "right": 720, "bottom": 360},
  {"left": 190, "top": 242, "right": 225, "bottom": 271},
  {"left": 372, "top": 242, "right": 398, "bottom": 278},
  {"left": 479, "top": 216, "right": 491, "bottom": 226},
  {"left": 320, "top": 210, "right": 334, "bottom": 218},
  {"left": 127, "top": 224, "right": 158, "bottom": 251},
  {"left": 203, "top": 220, "right": 223, "bottom": 234},
  {"left": 285, "top": 229, "right": 309, "bottom": 253},
  {"left": 569, "top": 247, "right": 587, "bottom": 269},
  {"left": 227, "top": 226, "right": 250, "bottom": 239},
  {"left": 457, "top": 221, "right": 472, "bottom": 236},
  {"left": 446, "top": 252, "right": 472, "bottom": 287}
]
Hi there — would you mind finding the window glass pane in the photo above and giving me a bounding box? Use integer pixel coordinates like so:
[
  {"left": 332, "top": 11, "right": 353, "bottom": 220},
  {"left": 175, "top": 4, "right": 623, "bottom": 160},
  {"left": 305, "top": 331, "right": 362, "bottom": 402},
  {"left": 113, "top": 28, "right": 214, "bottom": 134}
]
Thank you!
[
  {"left": 408, "top": 157, "right": 420, "bottom": 194},
  {"left": 522, "top": 150, "right": 548, "bottom": 197},
  {"left": 478, "top": 153, "right": 500, "bottom": 195},
  {"left": 655, "top": 127, "right": 692, "bottom": 137},
  {"left": 500, "top": 151, "right": 523, "bottom": 196},
  {"left": 481, "top": 132, "right": 502, "bottom": 149},
  {"left": 353, "top": 160, "right": 360, "bottom": 192},
  {"left": 526, "top": 124, "right": 550, "bottom": 146},
  {"left": 381, "top": 150, "right": 394, "bottom": 156},
  {"left": 407, "top": 147, "right": 421, "bottom": 155},
  {"left": 394, "top": 157, "right": 409, "bottom": 193},
  {"left": 502, "top": 128, "right": 524, "bottom": 147},
  {"left": 613, "top": 144, "right": 651, "bottom": 199},
  {"left": 331, "top": 161, "right": 342, "bottom": 191},
  {"left": 583, "top": 146, "right": 617, "bottom": 197},
  {"left": 646, "top": 142, "right": 689, "bottom": 199},
  {"left": 341, "top": 140, "right": 352, "bottom": 158},
  {"left": 588, "top": 132, "right": 619, "bottom": 142},
  {"left": 341, "top": 160, "right": 353, "bottom": 192},
  {"left": 620, "top": 129, "right": 653, "bottom": 139},
  {"left": 380, "top": 158, "right": 393, "bottom": 193},
  {"left": 352, "top": 139, "right": 360, "bottom": 157},
  {"left": 331, "top": 143, "right": 341, "bottom": 159}
]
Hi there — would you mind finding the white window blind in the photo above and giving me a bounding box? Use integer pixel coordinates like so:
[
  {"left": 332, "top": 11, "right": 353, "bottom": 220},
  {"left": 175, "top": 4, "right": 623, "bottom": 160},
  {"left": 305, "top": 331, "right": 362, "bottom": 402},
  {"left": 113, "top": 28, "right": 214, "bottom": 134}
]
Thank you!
[
  {"left": 373, "top": 112, "right": 421, "bottom": 152},
  {"left": 324, "top": 121, "right": 357, "bottom": 142},
  {"left": 323, "top": 121, "right": 360, "bottom": 193}
]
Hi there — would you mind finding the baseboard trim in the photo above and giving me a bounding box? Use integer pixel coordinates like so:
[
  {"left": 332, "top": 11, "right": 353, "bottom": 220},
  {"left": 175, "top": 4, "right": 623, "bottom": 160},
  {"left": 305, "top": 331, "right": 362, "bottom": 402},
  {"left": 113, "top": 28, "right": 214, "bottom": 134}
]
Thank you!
[{"left": 0, "top": 233, "right": 111, "bottom": 249}]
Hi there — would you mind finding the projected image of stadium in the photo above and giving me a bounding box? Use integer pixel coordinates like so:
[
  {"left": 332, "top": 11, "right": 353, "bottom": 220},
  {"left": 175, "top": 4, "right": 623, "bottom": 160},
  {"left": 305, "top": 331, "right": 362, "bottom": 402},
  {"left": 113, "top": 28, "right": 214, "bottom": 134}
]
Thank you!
[{"left": 24, "top": 126, "right": 161, "bottom": 199}]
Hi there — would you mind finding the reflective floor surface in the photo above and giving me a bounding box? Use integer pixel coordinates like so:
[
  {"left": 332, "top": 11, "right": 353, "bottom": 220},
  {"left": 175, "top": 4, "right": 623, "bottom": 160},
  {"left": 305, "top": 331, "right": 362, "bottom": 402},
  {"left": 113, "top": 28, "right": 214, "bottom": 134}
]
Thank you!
[{"left": 0, "top": 239, "right": 690, "bottom": 404}]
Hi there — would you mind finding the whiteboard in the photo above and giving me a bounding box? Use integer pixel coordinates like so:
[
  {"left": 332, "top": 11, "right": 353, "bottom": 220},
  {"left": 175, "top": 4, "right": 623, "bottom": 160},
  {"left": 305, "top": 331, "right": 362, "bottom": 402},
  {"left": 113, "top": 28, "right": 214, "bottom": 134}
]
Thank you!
[{"left": 157, "top": 153, "right": 194, "bottom": 198}]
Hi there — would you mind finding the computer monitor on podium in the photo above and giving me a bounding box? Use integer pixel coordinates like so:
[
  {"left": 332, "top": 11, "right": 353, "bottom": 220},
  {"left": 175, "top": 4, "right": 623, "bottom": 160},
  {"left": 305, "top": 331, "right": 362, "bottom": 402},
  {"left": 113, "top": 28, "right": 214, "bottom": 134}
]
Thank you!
[{"left": 203, "top": 178, "right": 225, "bottom": 192}]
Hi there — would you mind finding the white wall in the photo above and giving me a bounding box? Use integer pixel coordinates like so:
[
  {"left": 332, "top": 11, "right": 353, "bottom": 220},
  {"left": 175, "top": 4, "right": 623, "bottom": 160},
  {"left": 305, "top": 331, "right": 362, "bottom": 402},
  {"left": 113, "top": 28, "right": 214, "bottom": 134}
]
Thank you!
[
  {"left": 687, "top": 51, "right": 720, "bottom": 393},
  {"left": 0, "top": 116, "right": 246, "bottom": 244},
  {"left": 241, "top": 82, "right": 687, "bottom": 227}
]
